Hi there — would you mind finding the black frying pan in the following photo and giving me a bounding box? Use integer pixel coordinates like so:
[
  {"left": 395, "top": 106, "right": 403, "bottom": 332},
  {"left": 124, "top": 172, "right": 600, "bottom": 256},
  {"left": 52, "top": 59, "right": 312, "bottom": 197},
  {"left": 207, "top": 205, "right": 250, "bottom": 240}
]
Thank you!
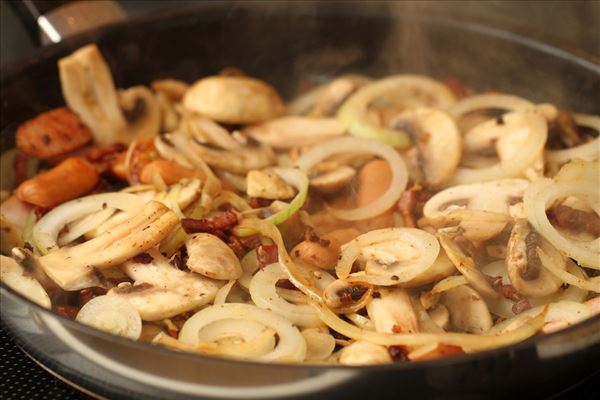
[{"left": 1, "top": 2, "right": 599, "bottom": 399}]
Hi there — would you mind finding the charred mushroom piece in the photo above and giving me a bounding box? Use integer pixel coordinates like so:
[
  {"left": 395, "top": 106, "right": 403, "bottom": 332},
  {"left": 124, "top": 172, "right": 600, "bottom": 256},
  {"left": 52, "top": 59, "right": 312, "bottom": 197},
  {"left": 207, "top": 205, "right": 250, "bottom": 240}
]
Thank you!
[
  {"left": 185, "top": 233, "right": 243, "bottom": 280},
  {"left": 183, "top": 76, "right": 285, "bottom": 124},
  {"left": 366, "top": 288, "right": 419, "bottom": 333},
  {"left": 59, "top": 44, "right": 160, "bottom": 145},
  {"left": 506, "top": 220, "right": 565, "bottom": 298},
  {"left": 322, "top": 279, "right": 370, "bottom": 312},
  {"left": 441, "top": 285, "right": 493, "bottom": 333},
  {"left": 246, "top": 169, "right": 295, "bottom": 200},
  {"left": 390, "top": 108, "right": 462, "bottom": 187},
  {"left": 109, "top": 250, "right": 220, "bottom": 321}
]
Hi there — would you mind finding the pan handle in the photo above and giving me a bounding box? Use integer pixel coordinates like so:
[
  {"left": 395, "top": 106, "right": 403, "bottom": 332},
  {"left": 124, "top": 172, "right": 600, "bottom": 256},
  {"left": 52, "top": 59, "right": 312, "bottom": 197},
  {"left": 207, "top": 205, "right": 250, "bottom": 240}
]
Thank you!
[{"left": 8, "top": 0, "right": 126, "bottom": 45}]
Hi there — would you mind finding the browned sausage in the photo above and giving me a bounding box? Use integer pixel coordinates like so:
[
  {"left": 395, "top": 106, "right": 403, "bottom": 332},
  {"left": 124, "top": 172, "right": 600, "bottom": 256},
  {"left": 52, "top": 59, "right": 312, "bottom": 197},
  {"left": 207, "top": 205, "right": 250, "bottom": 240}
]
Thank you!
[
  {"left": 16, "top": 157, "right": 99, "bottom": 208},
  {"left": 16, "top": 108, "right": 92, "bottom": 159}
]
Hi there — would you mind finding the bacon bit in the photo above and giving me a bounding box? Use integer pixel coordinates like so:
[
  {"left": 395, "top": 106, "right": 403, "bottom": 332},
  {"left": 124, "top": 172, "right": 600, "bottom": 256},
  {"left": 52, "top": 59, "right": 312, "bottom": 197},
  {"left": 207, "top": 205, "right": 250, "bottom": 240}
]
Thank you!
[
  {"left": 372, "top": 291, "right": 381, "bottom": 299},
  {"left": 13, "top": 153, "right": 28, "bottom": 187},
  {"left": 133, "top": 252, "right": 154, "bottom": 264},
  {"left": 249, "top": 197, "right": 274, "bottom": 208},
  {"left": 257, "top": 244, "right": 279, "bottom": 268},
  {"left": 78, "top": 287, "right": 108, "bottom": 306},
  {"left": 337, "top": 285, "right": 368, "bottom": 305},
  {"left": 388, "top": 345, "right": 409, "bottom": 362},
  {"left": 55, "top": 305, "right": 79, "bottom": 320},
  {"left": 512, "top": 298, "right": 532, "bottom": 314},
  {"left": 548, "top": 205, "right": 600, "bottom": 237},
  {"left": 181, "top": 210, "right": 239, "bottom": 235},
  {"left": 499, "top": 284, "right": 523, "bottom": 302}
]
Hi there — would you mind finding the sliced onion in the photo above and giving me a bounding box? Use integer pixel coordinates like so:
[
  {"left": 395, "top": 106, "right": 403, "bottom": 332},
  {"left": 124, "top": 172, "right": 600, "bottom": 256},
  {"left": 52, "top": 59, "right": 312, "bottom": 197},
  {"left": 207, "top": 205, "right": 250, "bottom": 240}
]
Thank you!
[
  {"left": 337, "top": 75, "right": 456, "bottom": 148},
  {"left": 524, "top": 173, "right": 599, "bottom": 268},
  {"left": 76, "top": 295, "right": 142, "bottom": 340},
  {"left": 33, "top": 193, "right": 145, "bottom": 254},
  {"left": 0, "top": 255, "right": 51, "bottom": 308},
  {"left": 312, "top": 301, "right": 545, "bottom": 351},
  {"left": 214, "top": 280, "right": 236, "bottom": 305},
  {"left": 546, "top": 114, "right": 600, "bottom": 168},
  {"left": 296, "top": 137, "right": 408, "bottom": 221},
  {"left": 179, "top": 303, "right": 306, "bottom": 362},
  {"left": 488, "top": 301, "right": 593, "bottom": 334},
  {"left": 235, "top": 168, "right": 308, "bottom": 237},
  {"left": 538, "top": 248, "right": 600, "bottom": 292},
  {"left": 450, "top": 111, "right": 547, "bottom": 184},
  {"left": 449, "top": 93, "right": 533, "bottom": 120},
  {"left": 339, "top": 228, "right": 439, "bottom": 286},
  {"left": 212, "top": 191, "right": 252, "bottom": 212},
  {"left": 59, "top": 208, "right": 116, "bottom": 246},
  {"left": 345, "top": 313, "right": 375, "bottom": 331},
  {"left": 250, "top": 263, "right": 322, "bottom": 327},
  {"left": 431, "top": 275, "right": 468, "bottom": 294},
  {"left": 301, "top": 328, "right": 336, "bottom": 361}
]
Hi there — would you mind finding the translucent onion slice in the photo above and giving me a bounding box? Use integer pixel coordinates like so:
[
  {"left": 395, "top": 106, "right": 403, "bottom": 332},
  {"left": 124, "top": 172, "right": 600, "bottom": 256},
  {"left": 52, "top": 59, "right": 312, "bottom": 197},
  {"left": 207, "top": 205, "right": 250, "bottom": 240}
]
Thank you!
[
  {"left": 33, "top": 193, "right": 144, "bottom": 254},
  {"left": 546, "top": 114, "right": 600, "bottom": 167},
  {"left": 431, "top": 275, "right": 468, "bottom": 294},
  {"left": 339, "top": 228, "right": 439, "bottom": 286},
  {"left": 179, "top": 303, "right": 306, "bottom": 362},
  {"left": 488, "top": 301, "right": 592, "bottom": 334},
  {"left": 337, "top": 75, "right": 456, "bottom": 148},
  {"left": 524, "top": 173, "right": 599, "bottom": 268},
  {"left": 76, "top": 295, "right": 142, "bottom": 340},
  {"left": 0, "top": 255, "right": 51, "bottom": 308},
  {"left": 214, "top": 280, "right": 236, "bottom": 305},
  {"left": 311, "top": 301, "right": 546, "bottom": 351},
  {"left": 235, "top": 168, "right": 308, "bottom": 237},
  {"left": 450, "top": 111, "right": 547, "bottom": 184},
  {"left": 59, "top": 208, "right": 116, "bottom": 246},
  {"left": 301, "top": 328, "right": 336, "bottom": 361},
  {"left": 538, "top": 248, "right": 600, "bottom": 293},
  {"left": 449, "top": 93, "right": 533, "bottom": 120},
  {"left": 250, "top": 263, "right": 322, "bottom": 327},
  {"left": 296, "top": 137, "right": 408, "bottom": 221},
  {"left": 195, "top": 319, "right": 277, "bottom": 359}
]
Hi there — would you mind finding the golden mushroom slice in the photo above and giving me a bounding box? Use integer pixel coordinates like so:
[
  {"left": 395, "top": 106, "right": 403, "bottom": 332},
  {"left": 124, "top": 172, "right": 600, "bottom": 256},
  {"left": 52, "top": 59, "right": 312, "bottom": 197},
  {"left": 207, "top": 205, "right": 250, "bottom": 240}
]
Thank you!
[
  {"left": 309, "top": 165, "right": 356, "bottom": 194},
  {"left": 0, "top": 255, "right": 51, "bottom": 308},
  {"left": 389, "top": 107, "right": 462, "bottom": 187},
  {"left": 246, "top": 169, "right": 295, "bottom": 200},
  {"left": 339, "top": 341, "right": 392, "bottom": 365},
  {"left": 183, "top": 76, "right": 285, "bottom": 124},
  {"left": 366, "top": 288, "right": 419, "bottom": 333},
  {"left": 506, "top": 219, "right": 566, "bottom": 298},
  {"left": 441, "top": 285, "right": 493, "bottom": 334}
]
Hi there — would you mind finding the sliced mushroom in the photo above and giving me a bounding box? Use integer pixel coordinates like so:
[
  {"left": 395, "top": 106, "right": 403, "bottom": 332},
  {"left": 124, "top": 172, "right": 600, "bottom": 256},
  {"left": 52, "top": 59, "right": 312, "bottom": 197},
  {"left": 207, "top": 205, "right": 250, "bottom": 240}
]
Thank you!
[
  {"left": 108, "top": 250, "right": 220, "bottom": 321},
  {"left": 188, "top": 139, "right": 276, "bottom": 175},
  {"left": 0, "top": 195, "right": 31, "bottom": 254},
  {"left": 366, "top": 288, "right": 419, "bottom": 333},
  {"left": 389, "top": 108, "right": 461, "bottom": 187},
  {"left": 309, "top": 166, "right": 356, "bottom": 194},
  {"left": 186, "top": 233, "right": 242, "bottom": 280},
  {"left": 76, "top": 295, "right": 142, "bottom": 339},
  {"left": 183, "top": 76, "right": 285, "bottom": 124},
  {"left": 38, "top": 201, "right": 178, "bottom": 290},
  {"left": 243, "top": 117, "right": 345, "bottom": 149},
  {"left": 118, "top": 86, "right": 161, "bottom": 140},
  {"left": 151, "top": 79, "right": 190, "bottom": 101},
  {"left": 183, "top": 113, "right": 243, "bottom": 151},
  {"left": 339, "top": 341, "right": 392, "bottom": 365},
  {"left": 0, "top": 255, "right": 51, "bottom": 308},
  {"left": 441, "top": 285, "right": 493, "bottom": 333},
  {"left": 246, "top": 169, "right": 295, "bottom": 200},
  {"left": 59, "top": 44, "right": 160, "bottom": 145},
  {"left": 423, "top": 179, "right": 529, "bottom": 241},
  {"left": 291, "top": 227, "right": 359, "bottom": 270},
  {"left": 506, "top": 219, "right": 565, "bottom": 298},
  {"left": 399, "top": 248, "right": 457, "bottom": 288}
]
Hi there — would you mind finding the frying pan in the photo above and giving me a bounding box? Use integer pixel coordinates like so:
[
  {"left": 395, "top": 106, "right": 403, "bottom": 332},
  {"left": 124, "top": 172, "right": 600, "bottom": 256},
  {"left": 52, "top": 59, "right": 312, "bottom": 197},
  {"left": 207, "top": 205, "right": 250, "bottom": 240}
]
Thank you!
[{"left": 1, "top": 2, "right": 599, "bottom": 399}]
